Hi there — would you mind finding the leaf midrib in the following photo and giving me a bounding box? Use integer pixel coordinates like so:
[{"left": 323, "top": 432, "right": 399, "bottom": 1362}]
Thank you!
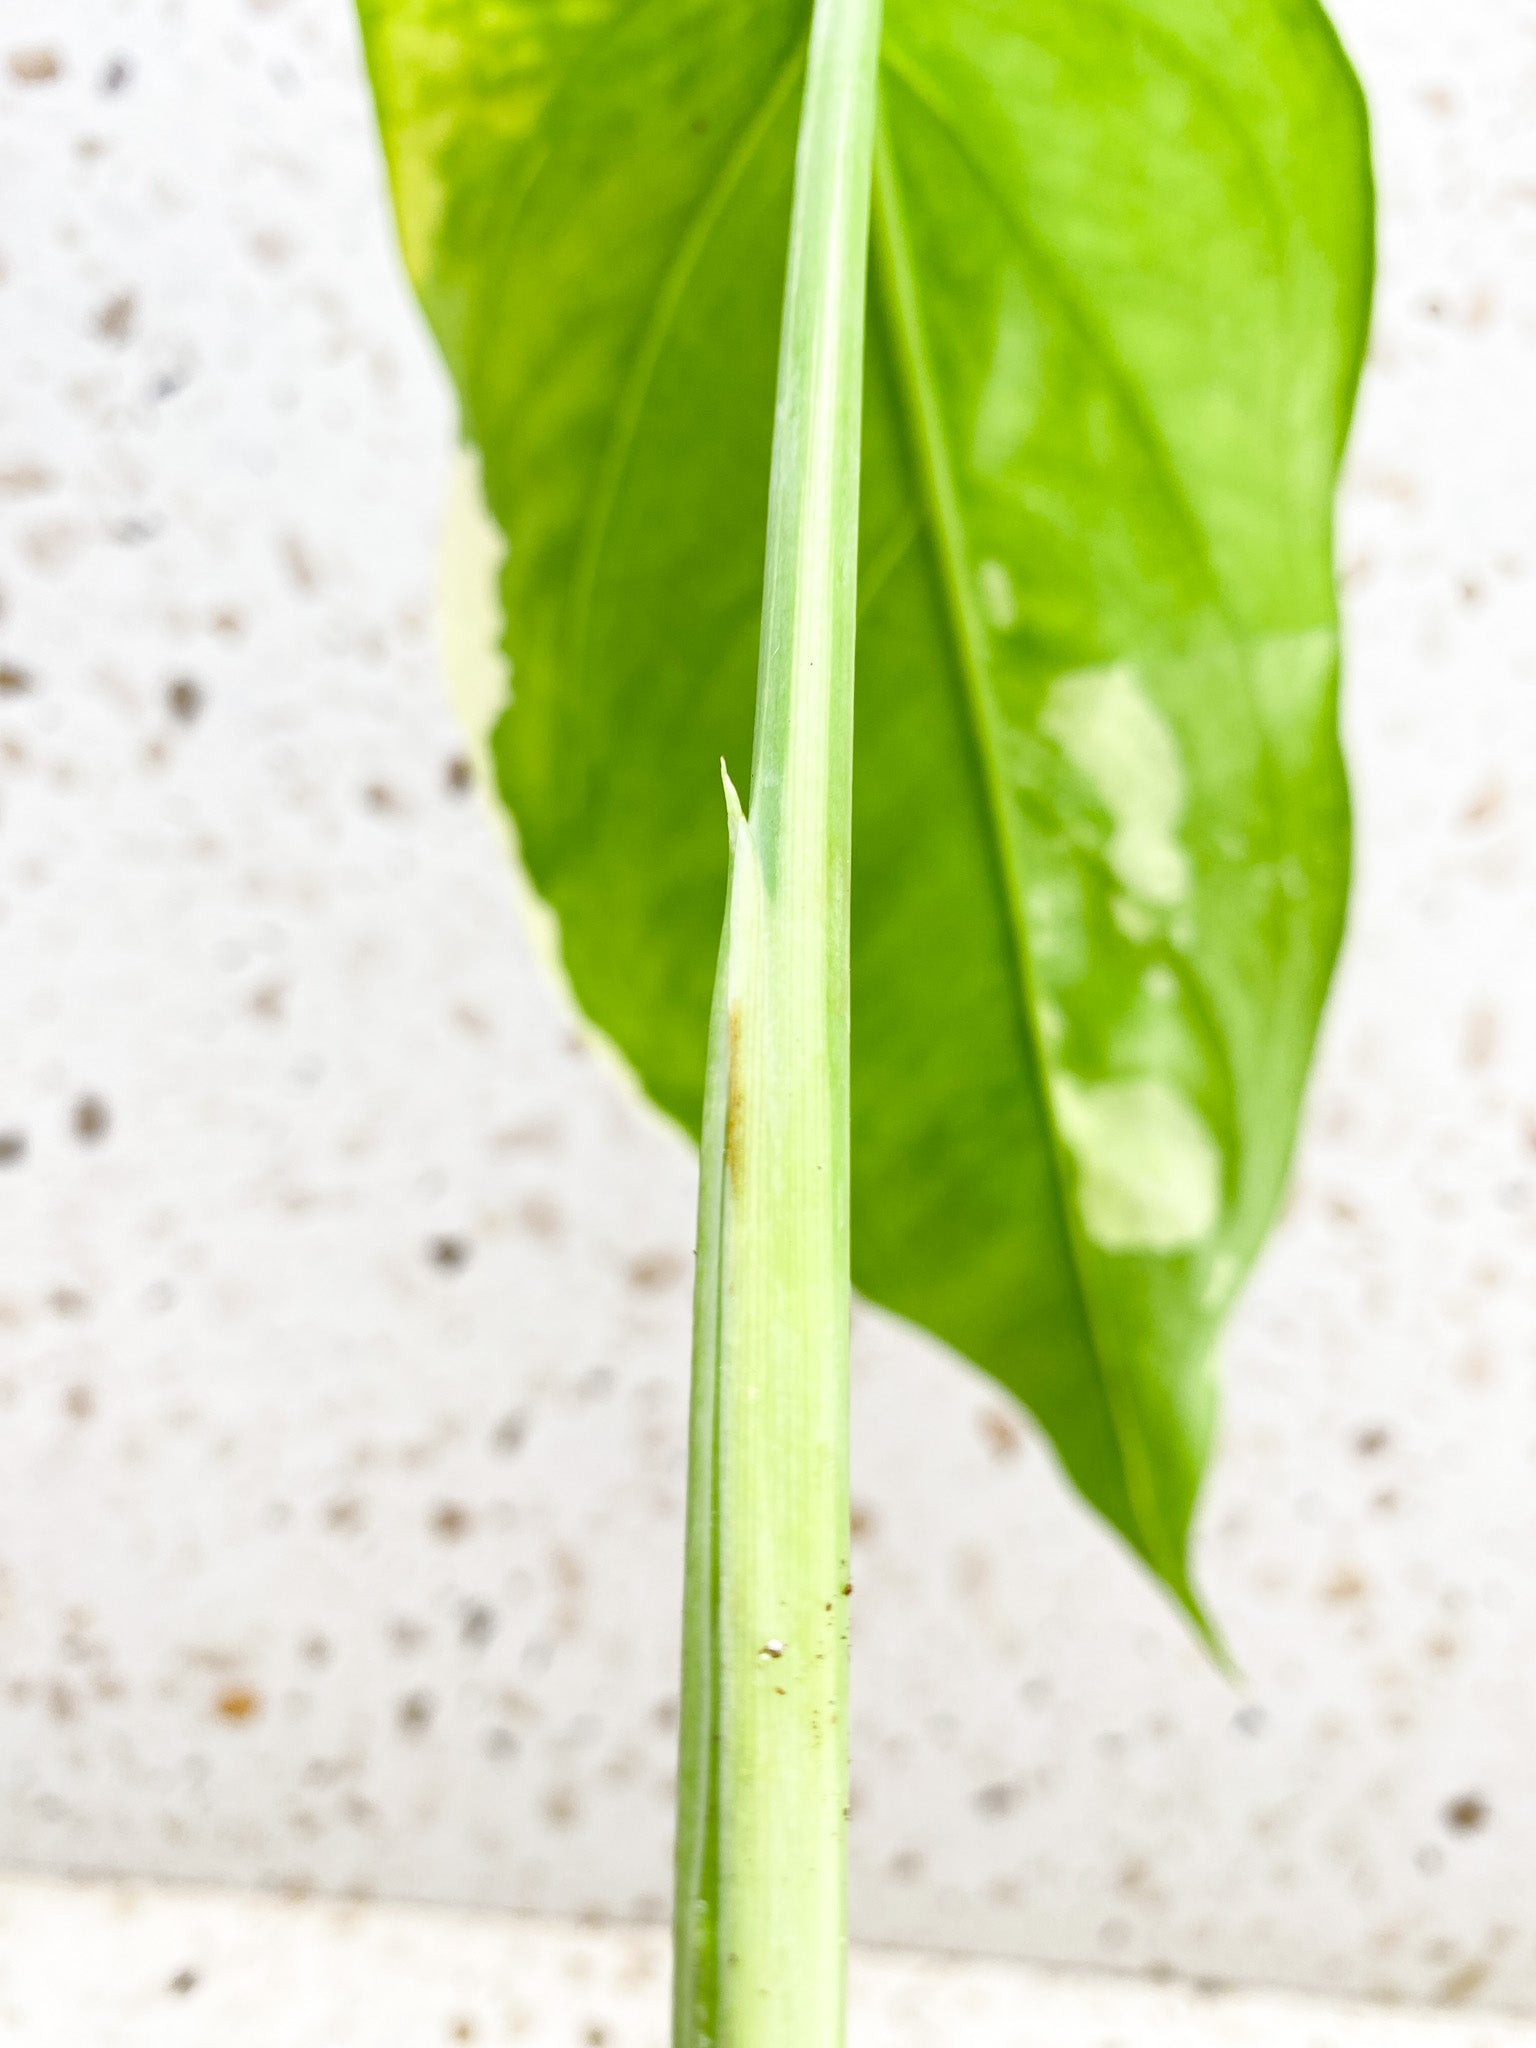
[{"left": 869, "top": 107, "right": 1172, "bottom": 1573}]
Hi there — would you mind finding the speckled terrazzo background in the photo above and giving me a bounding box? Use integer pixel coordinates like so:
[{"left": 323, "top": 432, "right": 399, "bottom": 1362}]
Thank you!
[
  {"left": 1, "top": 0, "right": 1534, "bottom": 2020},
  {"left": 9, "top": 1876, "right": 1536, "bottom": 2048}
]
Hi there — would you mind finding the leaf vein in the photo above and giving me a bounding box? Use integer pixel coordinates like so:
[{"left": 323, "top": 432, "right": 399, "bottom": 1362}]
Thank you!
[
  {"left": 880, "top": 48, "right": 1228, "bottom": 614},
  {"left": 566, "top": 40, "right": 809, "bottom": 686},
  {"left": 871, "top": 113, "right": 1177, "bottom": 1577}
]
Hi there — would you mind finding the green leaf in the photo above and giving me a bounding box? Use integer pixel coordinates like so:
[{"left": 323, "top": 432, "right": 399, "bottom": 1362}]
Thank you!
[{"left": 357, "top": 0, "right": 1371, "bottom": 1614}]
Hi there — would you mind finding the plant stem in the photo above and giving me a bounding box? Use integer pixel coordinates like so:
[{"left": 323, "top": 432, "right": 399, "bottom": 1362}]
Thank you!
[{"left": 671, "top": 0, "right": 883, "bottom": 2038}]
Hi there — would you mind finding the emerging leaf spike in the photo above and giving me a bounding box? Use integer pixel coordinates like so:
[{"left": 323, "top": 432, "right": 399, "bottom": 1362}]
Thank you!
[{"left": 680, "top": 0, "right": 884, "bottom": 2032}]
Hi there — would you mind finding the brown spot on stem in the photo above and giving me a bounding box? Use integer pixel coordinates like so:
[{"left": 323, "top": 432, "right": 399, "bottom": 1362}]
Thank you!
[{"left": 724, "top": 1002, "right": 746, "bottom": 1196}]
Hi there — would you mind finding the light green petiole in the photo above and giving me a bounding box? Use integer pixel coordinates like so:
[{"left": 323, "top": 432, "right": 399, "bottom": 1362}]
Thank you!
[{"left": 670, "top": 0, "right": 884, "bottom": 2037}]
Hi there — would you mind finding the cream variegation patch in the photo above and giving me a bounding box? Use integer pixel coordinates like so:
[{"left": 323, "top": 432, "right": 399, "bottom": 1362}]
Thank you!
[{"left": 1051, "top": 1073, "right": 1220, "bottom": 1254}]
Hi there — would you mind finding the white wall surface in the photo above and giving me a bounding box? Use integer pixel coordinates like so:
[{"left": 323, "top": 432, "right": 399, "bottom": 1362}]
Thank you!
[
  {"left": 1, "top": 0, "right": 1534, "bottom": 2018},
  {"left": 7, "top": 1873, "right": 1536, "bottom": 2048}
]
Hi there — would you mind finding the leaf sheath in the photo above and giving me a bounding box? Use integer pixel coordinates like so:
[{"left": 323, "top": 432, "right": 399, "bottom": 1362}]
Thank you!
[{"left": 672, "top": 0, "right": 883, "bottom": 2037}]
